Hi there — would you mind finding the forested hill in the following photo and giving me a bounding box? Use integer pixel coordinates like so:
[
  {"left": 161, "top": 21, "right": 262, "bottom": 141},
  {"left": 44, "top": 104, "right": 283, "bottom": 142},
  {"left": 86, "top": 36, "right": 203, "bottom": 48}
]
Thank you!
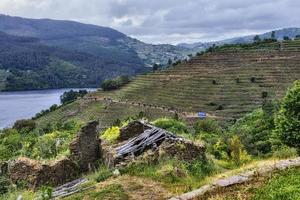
[
  {"left": 0, "top": 14, "right": 190, "bottom": 91},
  {"left": 0, "top": 30, "right": 147, "bottom": 91}
]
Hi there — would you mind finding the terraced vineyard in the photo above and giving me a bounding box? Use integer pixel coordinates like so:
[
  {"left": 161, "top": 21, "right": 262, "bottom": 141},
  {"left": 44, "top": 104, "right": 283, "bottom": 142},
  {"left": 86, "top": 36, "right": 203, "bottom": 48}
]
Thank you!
[
  {"left": 91, "top": 40, "right": 300, "bottom": 123},
  {"left": 36, "top": 99, "right": 174, "bottom": 130}
]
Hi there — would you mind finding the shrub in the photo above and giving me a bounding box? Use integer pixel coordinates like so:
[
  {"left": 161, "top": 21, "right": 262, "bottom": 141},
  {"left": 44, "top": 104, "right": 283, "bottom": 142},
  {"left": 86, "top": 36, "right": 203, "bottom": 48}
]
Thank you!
[
  {"left": 272, "top": 146, "right": 298, "bottom": 159},
  {"left": 0, "top": 176, "right": 10, "bottom": 195},
  {"left": 0, "top": 129, "right": 22, "bottom": 161},
  {"left": 152, "top": 118, "right": 189, "bottom": 136},
  {"left": 101, "top": 75, "right": 131, "bottom": 91},
  {"left": 92, "top": 166, "right": 113, "bottom": 183},
  {"left": 275, "top": 80, "right": 300, "bottom": 153},
  {"left": 101, "top": 126, "right": 120, "bottom": 143},
  {"left": 262, "top": 91, "right": 268, "bottom": 98},
  {"left": 229, "top": 109, "right": 274, "bottom": 156},
  {"left": 31, "top": 130, "right": 72, "bottom": 159},
  {"left": 13, "top": 119, "right": 36, "bottom": 133},
  {"left": 37, "top": 186, "right": 53, "bottom": 200},
  {"left": 60, "top": 90, "right": 87, "bottom": 104},
  {"left": 194, "top": 119, "right": 222, "bottom": 134},
  {"left": 229, "top": 135, "right": 251, "bottom": 166}
]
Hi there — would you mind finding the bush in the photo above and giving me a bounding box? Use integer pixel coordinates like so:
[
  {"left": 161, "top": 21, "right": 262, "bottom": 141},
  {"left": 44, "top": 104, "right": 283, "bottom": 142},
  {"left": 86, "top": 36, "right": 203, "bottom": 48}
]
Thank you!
[
  {"left": 152, "top": 118, "right": 189, "bottom": 136},
  {"left": 275, "top": 80, "right": 300, "bottom": 153},
  {"left": 194, "top": 119, "right": 222, "bottom": 134},
  {"left": 31, "top": 130, "right": 72, "bottom": 159},
  {"left": 93, "top": 166, "right": 113, "bottom": 183},
  {"left": 229, "top": 109, "right": 274, "bottom": 156},
  {"left": 101, "top": 75, "right": 131, "bottom": 91},
  {"left": 0, "top": 129, "right": 22, "bottom": 161},
  {"left": 13, "top": 119, "right": 36, "bottom": 133},
  {"left": 60, "top": 90, "right": 87, "bottom": 104},
  {"left": 229, "top": 135, "right": 251, "bottom": 166},
  {"left": 101, "top": 126, "right": 120, "bottom": 143},
  {"left": 272, "top": 146, "right": 298, "bottom": 159},
  {"left": 0, "top": 176, "right": 10, "bottom": 195}
]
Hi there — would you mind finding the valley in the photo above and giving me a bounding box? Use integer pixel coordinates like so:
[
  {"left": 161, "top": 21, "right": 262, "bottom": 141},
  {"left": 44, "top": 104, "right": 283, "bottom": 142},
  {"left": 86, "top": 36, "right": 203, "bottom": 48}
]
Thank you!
[{"left": 1, "top": 38, "right": 299, "bottom": 199}]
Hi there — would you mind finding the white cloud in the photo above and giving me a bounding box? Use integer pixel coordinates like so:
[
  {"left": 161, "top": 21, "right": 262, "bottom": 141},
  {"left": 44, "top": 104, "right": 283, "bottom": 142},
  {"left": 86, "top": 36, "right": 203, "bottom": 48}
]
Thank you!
[{"left": 0, "top": 0, "right": 299, "bottom": 44}]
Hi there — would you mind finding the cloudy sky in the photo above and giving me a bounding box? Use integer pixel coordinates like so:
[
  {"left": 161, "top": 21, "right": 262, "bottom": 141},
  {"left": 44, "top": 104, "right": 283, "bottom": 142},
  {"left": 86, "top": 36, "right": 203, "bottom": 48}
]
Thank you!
[{"left": 0, "top": 0, "right": 299, "bottom": 44}]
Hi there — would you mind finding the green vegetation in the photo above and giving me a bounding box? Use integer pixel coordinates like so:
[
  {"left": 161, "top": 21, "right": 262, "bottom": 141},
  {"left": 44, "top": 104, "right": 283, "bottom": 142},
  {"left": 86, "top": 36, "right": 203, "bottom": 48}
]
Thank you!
[
  {"left": 275, "top": 80, "right": 300, "bottom": 152},
  {"left": 95, "top": 40, "right": 300, "bottom": 122},
  {"left": 100, "top": 126, "right": 120, "bottom": 144},
  {"left": 152, "top": 118, "right": 189, "bottom": 136},
  {"left": 253, "top": 169, "right": 300, "bottom": 200},
  {"left": 0, "top": 120, "right": 81, "bottom": 161},
  {"left": 101, "top": 76, "right": 131, "bottom": 91},
  {"left": 121, "top": 158, "right": 214, "bottom": 193},
  {"left": 60, "top": 90, "right": 88, "bottom": 104}
]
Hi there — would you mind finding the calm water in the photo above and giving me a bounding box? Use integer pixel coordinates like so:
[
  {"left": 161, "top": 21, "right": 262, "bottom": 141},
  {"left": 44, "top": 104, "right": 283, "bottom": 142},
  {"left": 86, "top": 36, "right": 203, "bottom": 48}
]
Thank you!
[{"left": 0, "top": 88, "right": 96, "bottom": 129}]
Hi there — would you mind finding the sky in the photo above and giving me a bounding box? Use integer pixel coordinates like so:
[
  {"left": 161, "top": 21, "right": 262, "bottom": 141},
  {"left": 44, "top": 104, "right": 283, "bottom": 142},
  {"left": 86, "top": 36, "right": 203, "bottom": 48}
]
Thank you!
[{"left": 0, "top": 0, "right": 299, "bottom": 44}]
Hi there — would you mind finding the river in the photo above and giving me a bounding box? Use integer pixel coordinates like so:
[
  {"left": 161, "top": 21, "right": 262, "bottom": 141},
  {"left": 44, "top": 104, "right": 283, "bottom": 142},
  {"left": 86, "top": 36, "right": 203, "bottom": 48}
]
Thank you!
[{"left": 0, "top": 88, "right": 96, "bottom": 129}]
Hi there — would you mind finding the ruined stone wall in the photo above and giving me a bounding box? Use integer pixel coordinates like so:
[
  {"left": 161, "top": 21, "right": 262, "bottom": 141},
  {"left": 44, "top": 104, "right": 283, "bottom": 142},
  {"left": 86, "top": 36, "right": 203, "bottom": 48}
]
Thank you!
[
  {"left": 9, "top": 157, "right": 78, "bottom": 189},
  {"left": 69, "top": 121, "right": 101, "bottom": 172},
  {"left": 8, "top": 121, "right": 102, "bottom": 189}
]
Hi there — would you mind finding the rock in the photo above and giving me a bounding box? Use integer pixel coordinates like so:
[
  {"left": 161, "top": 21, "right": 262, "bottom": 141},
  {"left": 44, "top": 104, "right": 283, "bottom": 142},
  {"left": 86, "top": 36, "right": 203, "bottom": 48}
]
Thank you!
[
  {"left": 17, "top": 195, "right": 23, "bottom": 200},
  {"left": 213, "top": 175, "right": 249, "bottom": 187},
  {"left": 69, "top": 121, "right": 101, "bottom": 172},
  {"left": 113, "top": 169, "right": 121, "bottom": 177},
  {"left": 118, "top": 121, "right": 151, "bottom": 142},
  {"left": 8, "top": 157, "right": 78, "bottom": 189}
]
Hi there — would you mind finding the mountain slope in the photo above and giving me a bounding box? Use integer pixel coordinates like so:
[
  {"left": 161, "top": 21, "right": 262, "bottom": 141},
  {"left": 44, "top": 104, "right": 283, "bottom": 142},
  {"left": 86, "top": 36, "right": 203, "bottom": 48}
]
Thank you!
[
  {"left": 0, "top": 14, "right": 191, "bottom": 91},
  {"left": 0, "top": 15, "right": 190, "bottom": 67},
  {"left": 0, "top": 31, "right": 147, "bottom": 91},
  {"left": 87, "top": 40, "right": 300, "bottom": 124},
  {"left": 179, "top": 27, "right": 300, "bottom": 50}
]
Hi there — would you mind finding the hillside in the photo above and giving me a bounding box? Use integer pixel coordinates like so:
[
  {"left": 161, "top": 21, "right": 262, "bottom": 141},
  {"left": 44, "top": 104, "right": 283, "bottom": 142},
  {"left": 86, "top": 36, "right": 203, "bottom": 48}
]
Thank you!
[
  {"left": 91, "top": 40, "right": 300, "bottom": 123},
  {"left": 179, "top": 27, "right": 300, "bottom": 50},
  {"left": 0, "top": 14, "right": 191, "bottom": 91},
  {"left": 0, "top": 31, "right": 146, "bottom": 90},
  {"left": 35, "top": 40, "right": 300, "bottom": 128}
]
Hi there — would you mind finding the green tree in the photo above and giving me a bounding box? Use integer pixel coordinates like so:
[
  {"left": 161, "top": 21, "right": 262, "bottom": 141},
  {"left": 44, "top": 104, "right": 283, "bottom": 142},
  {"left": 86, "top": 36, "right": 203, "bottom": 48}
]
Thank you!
[
  {"left": 253, "top": 35, "right": 261, "bottom": 42},
  {"left": 271, "top": 31, "right": 276, "bottom": 39},
  {"left": 275, "top": 80, "right": 300, "bottom": 152}
]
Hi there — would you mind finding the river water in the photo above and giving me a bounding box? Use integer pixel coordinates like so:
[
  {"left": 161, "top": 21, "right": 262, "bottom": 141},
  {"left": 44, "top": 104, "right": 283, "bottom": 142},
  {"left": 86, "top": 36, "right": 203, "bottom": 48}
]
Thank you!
[{"left": 0, "top": 88, "right": 96, "bottom": 129}]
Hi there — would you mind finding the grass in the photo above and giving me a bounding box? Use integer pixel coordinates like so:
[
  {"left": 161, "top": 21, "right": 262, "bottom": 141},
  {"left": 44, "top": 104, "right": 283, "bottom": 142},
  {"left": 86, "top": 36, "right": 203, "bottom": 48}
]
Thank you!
[
  {"left": 63, "top": 184, "right": 129, "bottom": 200},
  {"left": 87, "top": 165, "right": 113, "bottom": 183},
  {"left": 120, "top": 158, "right": 215, "bottom": 194},
  {"left": 253, "top": 169, "right": 300, "bottom": 200},
  {"left": 204, "top": 168, "right": 300, "bottom": 200}
]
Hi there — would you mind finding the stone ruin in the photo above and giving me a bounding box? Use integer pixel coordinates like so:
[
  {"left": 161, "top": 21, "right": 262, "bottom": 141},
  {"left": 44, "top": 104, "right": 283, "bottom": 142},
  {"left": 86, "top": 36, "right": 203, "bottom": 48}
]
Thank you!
[
  {"left": 6, "top": 120, "right": 206, "bottom": 189},
  {"left": 102, "top": 121, "right": 206, "bottom": 168},
  {"left": 7, "top": 121, "right": 101, "bottom": 189},
  {"left": 69, "top": 121, "right": 101, "bottom": 172},
  {"left": 9, "top": 157, "right": 78, "bottom": 189}
]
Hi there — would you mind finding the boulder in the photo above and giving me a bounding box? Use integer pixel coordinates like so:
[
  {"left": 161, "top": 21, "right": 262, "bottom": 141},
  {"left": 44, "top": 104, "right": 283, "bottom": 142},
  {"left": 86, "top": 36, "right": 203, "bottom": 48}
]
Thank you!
[{"left": 69, "top": 121, "right": 101, "bottom": 172}]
